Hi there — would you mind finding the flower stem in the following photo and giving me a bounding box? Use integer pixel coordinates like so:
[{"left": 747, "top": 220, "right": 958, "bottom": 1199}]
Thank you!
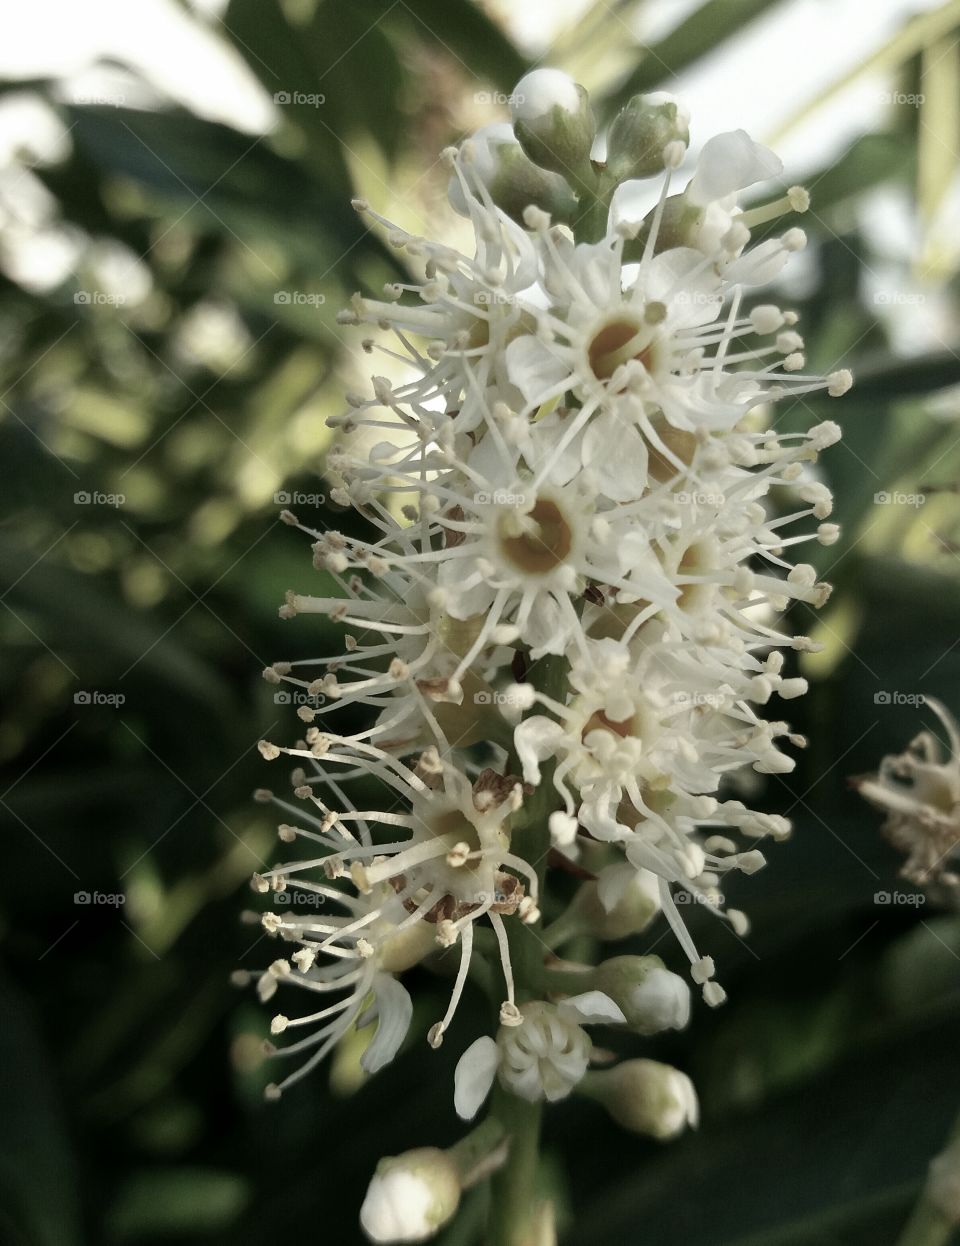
[
  {"left": 488, "top": 1085, "right": 545, "bottom": 1246},
  {"left": 487, "top": 652, "right": 568, "bottom": 1246}
]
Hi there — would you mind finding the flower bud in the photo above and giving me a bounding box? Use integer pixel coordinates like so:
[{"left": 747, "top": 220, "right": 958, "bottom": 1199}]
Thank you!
[
  {"left": 585, "top": 1059, "right": 699, "bottom": 1140},
  {"left": 510, "top": 69, "right": 596, "bottom": 178},
  {"left": 606, "top": 92, "right": 690, "bottom": 181},
  {"left": 592, "top": 955, "right": 691, "bottom": 1035},
  {"left": 448, "top": 123, "right": 577, "bottom": 226},
  {"left": 621, "top": 194, "right": 703, "bottom": 261},
  {"left": 360, "top": 1147, "right": 461, "bottom": 1243},
  {"left": 570, "top": 863, "right": 660, "bottom": 939}
]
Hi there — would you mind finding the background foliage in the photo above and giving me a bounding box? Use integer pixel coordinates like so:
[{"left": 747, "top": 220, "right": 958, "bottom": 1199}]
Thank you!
[{"left": 3, "top": 1, "right": 960, "bottom": 1243}]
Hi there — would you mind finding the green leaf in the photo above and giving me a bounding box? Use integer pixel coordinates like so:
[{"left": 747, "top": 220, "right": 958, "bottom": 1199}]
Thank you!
[{"left": 67, "top": 106, "right": 365, "bottom": 267}]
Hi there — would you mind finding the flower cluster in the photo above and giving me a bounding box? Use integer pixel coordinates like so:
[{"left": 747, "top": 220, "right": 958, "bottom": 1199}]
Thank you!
[
  {"left": 855, "top": 697, "right": 960, "bottom": 902},
  {"left": 242, "top": 68, "right": 849, "bottom": 1243}
]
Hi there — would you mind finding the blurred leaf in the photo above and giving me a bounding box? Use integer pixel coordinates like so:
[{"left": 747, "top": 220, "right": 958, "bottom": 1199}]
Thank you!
[
  {"left": 107, "top": 1168, "right": 248, "bottom": 1241},
  {"left": 848, "top": 351, "right": 960, "bottom": 398},
  {"left": 601, "top": 0, "right": 786, "bottom": 113},
  {"left": 388, "top": 0, "right": 528, "bottom": 91},
  {"left": 574, "top": 1009, "right": 960, "bottom": 1245},
  {"left": 0, "top": 974, "right": 83, "bottom": 1246},
  {"left": 67, "top": 106, "right": 366, "bottom": 267},
  {"left": 769, "top": 0, "right": 960, "bottom": 141},
  {"left": 918, "top": 36, "right": 960, "bottom": 277}
]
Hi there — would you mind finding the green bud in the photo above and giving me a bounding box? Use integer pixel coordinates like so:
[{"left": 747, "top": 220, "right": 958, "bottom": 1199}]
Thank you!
[
  {"left": 449, "top": 123, "right": 577, "bottom": 227},
  {"left": 621, "top": 194, "right": 703, "bottom": 262},
  {"left": 584, "top": 1059, "right": 699, "bottom": 1140},
  {"left": 510, "top": 68, "right": 596, "bottom": 179},
  {"left": 606, "top": 92, "right": 690, "bottom": 181}
]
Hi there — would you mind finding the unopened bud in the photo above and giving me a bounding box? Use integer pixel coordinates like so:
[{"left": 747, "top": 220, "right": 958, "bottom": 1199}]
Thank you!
[
  {"left": 570, "top": 864, "right": 661, "bottom": 940},
  {"left": 449, "top": 123, "right": 577, "bottom": 226},
  {"left": 584, "top": 1059, "right": 699, "bottom": 1140},
  {"left": 606, "top": 92, "right": 690, "bottom": 181},
  {"left": 360, "top": 1147, "right": 461, "bottom": 1243},
  {"left": 510, "top": 68, "right": 596, "bottom": 177},
  {"left": 592, "top": 955, "right": 691, "bottom": 1035}
]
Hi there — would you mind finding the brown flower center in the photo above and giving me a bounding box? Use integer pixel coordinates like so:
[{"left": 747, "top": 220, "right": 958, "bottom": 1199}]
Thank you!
[
  {"left": 588, "top": 319, "right": 656, "bottom": 381},
  {"left": 497, "top": 497, "right": 573, "bottom": 575},
  {"left": 582, "top": 709, "right": 635, "bottom": 742}
]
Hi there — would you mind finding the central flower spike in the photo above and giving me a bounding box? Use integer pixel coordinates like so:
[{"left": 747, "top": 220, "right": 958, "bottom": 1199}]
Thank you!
[{"left": 246, "top": 66, "right": 852, "bottom": 1245}]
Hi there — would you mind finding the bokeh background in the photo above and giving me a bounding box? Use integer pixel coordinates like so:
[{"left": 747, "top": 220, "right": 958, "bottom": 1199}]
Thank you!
[{"left": 3, "top": 1, "right": 960, "bottom": 1242}]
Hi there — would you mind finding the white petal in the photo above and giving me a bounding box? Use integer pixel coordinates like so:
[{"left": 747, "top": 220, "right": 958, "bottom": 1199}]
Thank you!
[
  {"left": 557, "top": 990, "right": 626, "bottom": 1025},
  {"left": 686, "top": 130, "right": 782, "bottom": 206},
  {"left": 645, "top": 248, "right": 721, "bottom": 327},
  {"left": 581, "top": 413, "right": 648, "bottom": 502},
  {"left": 360, "top": 974, "right": 413, "bottom": 1074},
  {"left": 514, "top": 715, "right": 567, "bottom": 784},
  {"left": 454, "top": 1036, "right": 500, "bottom": 1120},
  {"left": 505, "top": 335, "right": 569, "bottom": 406}
]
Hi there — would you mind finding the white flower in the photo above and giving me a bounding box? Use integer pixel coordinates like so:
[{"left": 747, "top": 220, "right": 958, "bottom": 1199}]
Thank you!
[
  {"left": 454, "top": 996, "right": 622, "bottom": 1120},
  {"left": 240, "top": 866, "right": 429, "bottom": 1097},
  {"left": 255, "top": 741, "right": 541, "bottom": 1057},
  {"left": 855, "top": 697, "right": 960, "bottom": 895}
]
